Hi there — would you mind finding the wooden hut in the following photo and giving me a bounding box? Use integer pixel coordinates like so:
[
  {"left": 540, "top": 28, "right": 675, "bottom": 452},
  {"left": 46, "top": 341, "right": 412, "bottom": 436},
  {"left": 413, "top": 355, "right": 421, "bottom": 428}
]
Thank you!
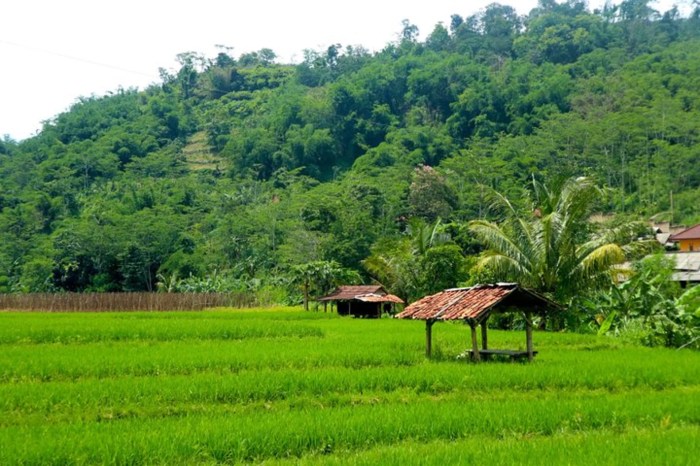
[
  {"left": 395, "top": 283, "right": 558, "bottom": 362},
  {"left": 318, "top": 285, "right": 404, "bottom": 318}
]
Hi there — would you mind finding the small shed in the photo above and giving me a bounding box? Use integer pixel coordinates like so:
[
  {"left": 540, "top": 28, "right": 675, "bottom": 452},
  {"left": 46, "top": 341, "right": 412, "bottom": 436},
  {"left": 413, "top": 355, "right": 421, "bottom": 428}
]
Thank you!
[
  {"left": 395, "top": 283, "right": 558, "bottom": 362},
  {"left": 318, "top": 285, "right": 404, "bottom": 318}
]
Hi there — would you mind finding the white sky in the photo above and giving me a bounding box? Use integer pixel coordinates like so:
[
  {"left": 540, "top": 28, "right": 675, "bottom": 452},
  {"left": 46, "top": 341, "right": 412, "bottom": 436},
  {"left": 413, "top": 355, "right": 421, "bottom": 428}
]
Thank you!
[{"left": 0, "top": 0, "right": 685, "bottom": 141}]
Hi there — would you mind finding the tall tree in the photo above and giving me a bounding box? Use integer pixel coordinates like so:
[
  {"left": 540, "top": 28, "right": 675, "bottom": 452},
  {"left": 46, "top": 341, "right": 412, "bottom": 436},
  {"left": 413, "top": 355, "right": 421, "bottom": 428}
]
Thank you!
[{"left": 469, "top": 177, "right": 630, "bottom": 302}]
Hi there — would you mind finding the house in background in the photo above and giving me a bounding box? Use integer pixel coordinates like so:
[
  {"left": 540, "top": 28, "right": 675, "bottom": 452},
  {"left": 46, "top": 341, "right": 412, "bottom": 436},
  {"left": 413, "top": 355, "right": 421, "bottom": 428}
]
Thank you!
[
  {"left": 650, "top": 221, "right": 688, "bottom": 249},
  {"left": 666, "top": 252, "right": 700, "bottom": 287},
  {"left": 317, "top": 285, "right": 404, "bottom": 318},
  {"left": 669, "top": 224, "right": 700, "bottom": 252},
  {"left": 662, "top": 224, "right": 700, "bottom": 287}
]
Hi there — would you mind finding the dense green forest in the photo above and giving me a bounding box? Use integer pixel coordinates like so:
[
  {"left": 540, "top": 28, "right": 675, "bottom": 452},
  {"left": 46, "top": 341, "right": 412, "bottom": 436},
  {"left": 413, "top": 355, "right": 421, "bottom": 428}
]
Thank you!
[{"left": 1, "top": 0, "right": 699, "bottom": 307}]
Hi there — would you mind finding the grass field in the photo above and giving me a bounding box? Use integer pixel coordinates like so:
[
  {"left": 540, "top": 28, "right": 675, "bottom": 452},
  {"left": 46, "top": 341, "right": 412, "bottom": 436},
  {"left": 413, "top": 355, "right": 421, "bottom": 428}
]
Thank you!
[{"left": 1, "top": 308, "right": 698, "bottom": 465}]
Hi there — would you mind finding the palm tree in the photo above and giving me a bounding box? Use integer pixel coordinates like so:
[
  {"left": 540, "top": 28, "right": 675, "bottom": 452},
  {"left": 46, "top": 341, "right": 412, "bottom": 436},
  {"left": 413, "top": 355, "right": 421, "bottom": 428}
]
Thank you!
[
  {"left": 363, "top": 219, "right": 456, "bottom": 302},
  {"left": 290, "top": 261, "right": 360, "bottom": 311},
  {"left": 469, "top": 177, "right": 629, "bottom": 302}
]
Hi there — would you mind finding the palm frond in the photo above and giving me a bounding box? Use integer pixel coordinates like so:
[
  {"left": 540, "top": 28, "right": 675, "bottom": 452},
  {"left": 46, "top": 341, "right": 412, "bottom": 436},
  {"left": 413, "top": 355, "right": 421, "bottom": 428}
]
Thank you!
[{"left": 572, "top": 243, "right": 625, "bottom": 281}]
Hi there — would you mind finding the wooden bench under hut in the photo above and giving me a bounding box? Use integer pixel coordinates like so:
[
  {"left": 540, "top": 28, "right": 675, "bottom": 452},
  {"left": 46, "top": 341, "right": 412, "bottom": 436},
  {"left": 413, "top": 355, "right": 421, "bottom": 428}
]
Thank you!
[
  {"left": 318, "top": 285, "right": 404, "bottom": 318},
  {"left": 395, "top": 283, "right": 559, "bottom": 362}
]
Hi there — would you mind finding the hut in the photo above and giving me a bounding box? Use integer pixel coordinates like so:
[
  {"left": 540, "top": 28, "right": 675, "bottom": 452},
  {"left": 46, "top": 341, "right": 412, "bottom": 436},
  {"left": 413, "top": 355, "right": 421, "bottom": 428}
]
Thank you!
[
  {"left": 395, "top": 283, "right": 558, "bottom": 362},
  {"left": 318, "top": 285, "right": 404, "bottom": 318}
]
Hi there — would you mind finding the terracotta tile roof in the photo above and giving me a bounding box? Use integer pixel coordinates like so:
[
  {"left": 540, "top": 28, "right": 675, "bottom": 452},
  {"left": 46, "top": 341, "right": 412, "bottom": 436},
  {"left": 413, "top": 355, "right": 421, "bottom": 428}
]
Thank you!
[
  {"left": 396, "top": 283, "right": 556, "bottom": 322},
  {"left": 670, "top": 224, "right": 700, "bottom": 241},
  {"left": 355, "top": 293, "right": 405, "bottom": 304},
  {"left": 318, "top": 285, "right": 385, "bottom": 301}
]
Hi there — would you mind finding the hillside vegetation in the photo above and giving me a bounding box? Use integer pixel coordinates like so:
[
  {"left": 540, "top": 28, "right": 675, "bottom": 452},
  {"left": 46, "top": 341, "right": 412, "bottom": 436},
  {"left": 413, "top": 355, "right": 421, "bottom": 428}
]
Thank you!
[{"left": 1, "top": 0, "right": 700, "bottom": 298}]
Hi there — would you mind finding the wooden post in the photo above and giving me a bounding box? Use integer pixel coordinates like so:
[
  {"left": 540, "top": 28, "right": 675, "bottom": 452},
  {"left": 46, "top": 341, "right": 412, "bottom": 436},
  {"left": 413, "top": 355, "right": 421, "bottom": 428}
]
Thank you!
[
  {"left": 470, "top": 322, "right": 481, "bottom": 362},
  {"left": 425, "top": 319, "right": 434, "bottom": 357},
  {"left": 480, "top": 319, "right": 488, "bottom": 350},
  {"left": 525, "top": 310, "right": 534, "bottom": 362}
]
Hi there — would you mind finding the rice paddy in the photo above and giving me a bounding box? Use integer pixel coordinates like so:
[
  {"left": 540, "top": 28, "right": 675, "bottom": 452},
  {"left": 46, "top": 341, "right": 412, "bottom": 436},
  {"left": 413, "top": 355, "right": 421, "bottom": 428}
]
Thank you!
[{"left": 1, "top": 308, "right": 698, "bottom": 465}]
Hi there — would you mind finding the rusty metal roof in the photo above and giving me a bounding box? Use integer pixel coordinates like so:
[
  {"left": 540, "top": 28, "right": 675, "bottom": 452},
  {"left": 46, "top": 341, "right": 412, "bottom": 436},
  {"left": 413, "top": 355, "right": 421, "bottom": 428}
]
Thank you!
[
  {"left": 670, "top": 224, "right": 700, "bottom": 241},
  {"left": 318, "top": 285, "right": 385, "bottom": 301},
  {"left": 355, "top": 293, "right": 405, "bottom": 304},
  {"left": 667, "top": 252, "right": 700, "bottom": 283},
  {"left": 395, "top": 284, "right": 556, "bottom": 322}
]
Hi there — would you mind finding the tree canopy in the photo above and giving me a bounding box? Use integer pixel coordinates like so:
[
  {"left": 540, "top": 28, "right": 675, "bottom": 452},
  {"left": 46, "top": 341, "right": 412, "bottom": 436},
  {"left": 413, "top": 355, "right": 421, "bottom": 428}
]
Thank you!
[{"left": 1, "top": 1, "right": 699, "bottom": 304}]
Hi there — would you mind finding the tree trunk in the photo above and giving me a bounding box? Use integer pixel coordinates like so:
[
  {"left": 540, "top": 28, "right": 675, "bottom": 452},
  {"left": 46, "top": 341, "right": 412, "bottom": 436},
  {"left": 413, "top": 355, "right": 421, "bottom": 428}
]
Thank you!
[{"left": 303, "top": 283, "right": 309, "bottom": 311}]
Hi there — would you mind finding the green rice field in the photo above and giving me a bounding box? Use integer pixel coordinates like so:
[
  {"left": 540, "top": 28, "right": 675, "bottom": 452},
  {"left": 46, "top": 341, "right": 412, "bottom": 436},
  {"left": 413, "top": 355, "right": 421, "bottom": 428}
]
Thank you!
[{"left": 1, "top": 308, "right": 698, "bottom": 465}]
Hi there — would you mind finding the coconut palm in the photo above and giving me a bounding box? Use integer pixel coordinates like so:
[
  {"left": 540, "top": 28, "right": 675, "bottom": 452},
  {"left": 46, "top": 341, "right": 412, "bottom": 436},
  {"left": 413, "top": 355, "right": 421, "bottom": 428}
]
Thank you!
[{"left": 469, "top": 177, "right": 629, "bottom": 302}]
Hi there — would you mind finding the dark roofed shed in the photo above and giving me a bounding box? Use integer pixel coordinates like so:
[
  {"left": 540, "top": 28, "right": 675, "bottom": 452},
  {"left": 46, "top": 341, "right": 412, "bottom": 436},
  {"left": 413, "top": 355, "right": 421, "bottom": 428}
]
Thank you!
[
  {"left": 318, "top": 285, "right": 385, "bottom": 301},
  {"left": 318, "top": 285, "right": 404, "bottom": 318}
]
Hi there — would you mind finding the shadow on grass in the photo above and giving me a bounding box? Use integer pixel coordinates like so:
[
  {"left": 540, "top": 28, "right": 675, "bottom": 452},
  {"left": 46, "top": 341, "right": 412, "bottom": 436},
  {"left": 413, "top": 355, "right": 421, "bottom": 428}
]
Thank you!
[{"left": 427, "top": 348, "right": 535, "bottom": 364}]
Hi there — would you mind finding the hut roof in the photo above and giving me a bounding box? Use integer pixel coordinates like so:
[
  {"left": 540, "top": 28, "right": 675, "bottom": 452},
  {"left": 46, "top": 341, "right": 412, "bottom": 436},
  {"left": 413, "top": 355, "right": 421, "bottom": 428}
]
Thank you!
[
  {"left": 395, "top": 283, "right": 557, "bottom": 322},
  {"left": 355, "top": 293, "right": 405, "bottom": 304},
  {"left": 318, "top": 285, "right": 385, "bottom": 301},
  {"left": 668, "top": 252, "right": 700, "bottom": 282},
  {"left": 670, "top": 224, "right": 700, "bottom": 241},
  {"left": 656, "top": 233, "right": 671, "bottom": 245}
]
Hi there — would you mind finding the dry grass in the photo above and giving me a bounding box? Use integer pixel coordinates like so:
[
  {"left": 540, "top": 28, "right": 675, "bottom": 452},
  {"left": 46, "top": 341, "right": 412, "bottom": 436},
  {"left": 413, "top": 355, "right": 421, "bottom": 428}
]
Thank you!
[
  {"left": 182, "top": 131, "right": 225, "bottom": 171},
  {"left": 0, "top": 292, "right": 256, "bottom": 312}
]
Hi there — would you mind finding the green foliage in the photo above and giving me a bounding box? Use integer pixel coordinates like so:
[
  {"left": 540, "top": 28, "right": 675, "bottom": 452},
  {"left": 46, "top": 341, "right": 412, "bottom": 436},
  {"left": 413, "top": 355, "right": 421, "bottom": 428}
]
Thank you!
[
  {"left": 289, "top": 260, "right": 361, "bottom": 310},
  {"left": 364, "top": 219, "right": 467, "bottom": 301},
  {"left": 470, "top": 177, "right": 628, "bottom": 302},
  {"left": 580, "top": 254, "right": 698, "bottom": 348},
  {"left": 2, "top": 3, "right": 700, "bottom": 310}
]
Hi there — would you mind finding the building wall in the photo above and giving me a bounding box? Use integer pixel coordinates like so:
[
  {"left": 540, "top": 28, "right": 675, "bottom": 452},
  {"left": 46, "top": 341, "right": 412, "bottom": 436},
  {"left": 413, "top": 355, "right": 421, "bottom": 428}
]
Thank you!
[{"left": 679, "top": 239, "right": 700, "bottom": 252}]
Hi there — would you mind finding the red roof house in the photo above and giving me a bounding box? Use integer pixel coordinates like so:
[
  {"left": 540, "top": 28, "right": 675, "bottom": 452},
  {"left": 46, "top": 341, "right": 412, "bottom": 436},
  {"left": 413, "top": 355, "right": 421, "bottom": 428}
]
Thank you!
[{"left": 669, "top": 224, "right": 700, "bottom": 252}]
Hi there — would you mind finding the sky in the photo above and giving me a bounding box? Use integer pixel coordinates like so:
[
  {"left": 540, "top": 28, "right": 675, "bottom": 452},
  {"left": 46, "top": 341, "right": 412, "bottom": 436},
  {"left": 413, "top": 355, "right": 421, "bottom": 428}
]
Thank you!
[{"left": 0, "top": 0, "right": 685, "bottom": 141}]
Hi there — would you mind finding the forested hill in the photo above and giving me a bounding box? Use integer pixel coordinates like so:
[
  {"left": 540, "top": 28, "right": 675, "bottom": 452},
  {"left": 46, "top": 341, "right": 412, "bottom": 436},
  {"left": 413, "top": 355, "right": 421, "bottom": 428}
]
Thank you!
[{"left": 1, "top": 1, "right": 699, "bottom": 295}]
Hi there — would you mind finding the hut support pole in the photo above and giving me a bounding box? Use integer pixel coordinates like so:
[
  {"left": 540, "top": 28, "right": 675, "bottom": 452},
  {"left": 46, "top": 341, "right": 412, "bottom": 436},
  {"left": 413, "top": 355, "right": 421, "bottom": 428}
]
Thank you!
[
  {"left": 470, "top": 322, "right": 481, "bottom": 362},
  {"left": 525, "top": 310, "right": 534, "bottom": 362},
  {"left": 480, "top": 319, "right": 488, "bottom": 350},
  {"left": 425, "top": 319, "right": 435, "bottom": 357}
]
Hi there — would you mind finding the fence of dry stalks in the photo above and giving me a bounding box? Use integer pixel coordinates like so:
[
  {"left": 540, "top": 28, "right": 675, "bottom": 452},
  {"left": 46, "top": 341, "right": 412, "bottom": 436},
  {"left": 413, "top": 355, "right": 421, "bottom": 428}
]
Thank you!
[{"left": 0, "top": 292, "right": 257, "bottom": 312}]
